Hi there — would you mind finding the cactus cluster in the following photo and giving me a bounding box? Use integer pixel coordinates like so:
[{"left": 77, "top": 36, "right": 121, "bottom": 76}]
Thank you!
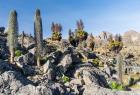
[
  {"left": 68, "top": 20, "right": 88, "bottom": 47},
  {"left": 75, "top": 20, "right": 88, "bottom": 42},
  {"left": 51, "top": 22, "right": 62, "bottom": 41},
  {"left": 108, "top": 34, "right": 123, "bottom": 53}
]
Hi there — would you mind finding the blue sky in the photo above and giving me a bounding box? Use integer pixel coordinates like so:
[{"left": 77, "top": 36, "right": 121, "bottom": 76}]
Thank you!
[{"left": 0, "top": 0, "right": 140, "bottom": 38}]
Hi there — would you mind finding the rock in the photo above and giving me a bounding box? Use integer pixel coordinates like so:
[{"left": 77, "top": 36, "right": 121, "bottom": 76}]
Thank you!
[
  {"left": 18, "top": 34, "right": 35, "bottom": 48},
  {"left": 0, "top": 60, "right": 15, "bottom": 73},
  {"left": 70, "top": 78, "right": 84, "bottom": 86},
  {"left": 15, "top": 56, "right": 24, "bottom": 68},
  {"left": 125, "top": 53, "right": 134, "bottom": 59},
  {"left": 43, "top": 60, "right": 51, "bottom": 73},
  {"left": 15, "top": 52, "right": 34, "bottom": 67},
  {"left": 71, "top": 85, "right": 79, "bottom": 95},
  {"left": 83, "top": 83, "right": 140, "bottom": 95},
  {"left": 47, "top": 68, "right": 55, "bottom": 80},
  {"left": 51, "top": 83, "right": 66, "bottom": 95},
  {"left": 58, "top": 54, "right": 72, "bottom": 73},
  {"left": 82, "top": 70, "right": 98, "bottom": 85},
  {"left": 0, "top": 33, "right": 9, "bottom": 60},
  {"left": 17, "top": 85, "right": 53, "bottom": 95},
  {"left": 0, "top": 71, "right": 33, "bottom": 95},
  {"left": 48, "top": 50, "right": 63, "bottom": 65},
  {"left": 104, "top": 64, "right": 111, "bottom": 77},
  {"left": 74, "top": 63, "right": 108, "bottom": 87},
  {"left": 23, "top": 52, "right": 34, "bottom": 65}
]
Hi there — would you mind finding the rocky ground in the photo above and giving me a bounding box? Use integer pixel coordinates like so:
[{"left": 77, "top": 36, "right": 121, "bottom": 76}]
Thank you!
[{"left": 0, "top": 30, "right": 140, "bottom": 95}]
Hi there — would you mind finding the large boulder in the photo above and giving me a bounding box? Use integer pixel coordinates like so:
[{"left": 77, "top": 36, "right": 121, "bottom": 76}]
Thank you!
[
  {"left": 74, "top": 63, "right": 108, "bottom": 87},
  {"left": 15, "top": 54, "right": 35, "bottom": 76},
  {"left": 0, "top": 71, "right": 33, "bottom": 95}
]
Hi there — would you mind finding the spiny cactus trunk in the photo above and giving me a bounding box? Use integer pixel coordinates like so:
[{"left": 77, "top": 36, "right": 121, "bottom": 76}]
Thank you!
[
  {"left": 34, "top": 9, "right": 43, "bottom": 67},
  {"left": 10, "top": 50, "right": 14, "bottom": 63},
  {"left": 7, "top": 10, "right": 18, "bottom": 63},
  {"left": 117, "top": 53, "right": 123, "bottom": 84}
]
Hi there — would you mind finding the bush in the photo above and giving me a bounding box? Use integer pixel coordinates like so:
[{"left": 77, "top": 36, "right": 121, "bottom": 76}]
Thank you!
[
  {"left": 61, "top": 74, "right": 70, "bottom": 83},
  {"left": 15, "top": 50, "right": 23, "bottom": 57},
  {"left": 109, "top": 81, "right": 125, "bottom": 90},
  {"left": 92, "top": 58, "right": 100, "bottom": 66}
]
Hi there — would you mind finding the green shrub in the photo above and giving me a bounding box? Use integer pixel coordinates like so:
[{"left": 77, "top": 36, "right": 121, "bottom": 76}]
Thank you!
[
  {"left": 15, "top": 50, "right": 23, "bottom": 57},
  {"left": 92, "top": 58, "right": 100, "bottom": 66},
  {"left": 109, "top": 81, "right": 125, "bottom": 90},
  {"left": 61, "top": 74, "right": 70, "bottom": 83}
]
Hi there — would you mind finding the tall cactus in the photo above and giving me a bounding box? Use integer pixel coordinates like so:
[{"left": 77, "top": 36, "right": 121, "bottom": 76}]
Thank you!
[
  {"left": 34, "top": 9, "right": 43, "bottom": 67},
  {"left": 7, "top": 10, "right": 18, "bottom": 63}
]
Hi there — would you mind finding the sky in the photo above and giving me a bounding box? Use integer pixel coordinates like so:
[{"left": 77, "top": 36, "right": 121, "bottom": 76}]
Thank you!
[{"left": 0, "top": 0, "right": 140, "bottom": 38}]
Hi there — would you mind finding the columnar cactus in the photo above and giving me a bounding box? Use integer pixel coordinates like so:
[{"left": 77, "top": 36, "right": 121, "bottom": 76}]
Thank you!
[
  {"left": 34, "top": 9, "right": 43, "bottom": 67},
  {"left": 117, "top": 53, "right": 123, "bottom": 84},
  {"left": 51, "top": 22, "right": 62, "bottom": 41},
  {"left": 7, "top": 10, "right": 18, "bottom": 63}
]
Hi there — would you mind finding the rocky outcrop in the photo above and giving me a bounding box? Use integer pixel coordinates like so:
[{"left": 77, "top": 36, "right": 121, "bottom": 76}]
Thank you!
[
  {"left": 74, "top": 63, "right": 108, "bottom": 87},
  {"left": 123, "top": 30, "right": 140, "bottom": 46}
]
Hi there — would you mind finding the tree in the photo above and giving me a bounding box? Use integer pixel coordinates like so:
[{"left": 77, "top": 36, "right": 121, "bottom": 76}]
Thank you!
[
  {"left": 7, "top": 10, "right": 18, "bottom": 63},
  {"left": 34, "top": 9, "right": 43, "bottom": 67}
]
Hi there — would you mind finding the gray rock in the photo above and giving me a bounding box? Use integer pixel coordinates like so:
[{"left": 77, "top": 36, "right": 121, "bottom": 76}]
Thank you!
[
  {"left": 51, "top": 83, "right": 66, "bottom": 95},
  {"left": 74, "top": 63, "right": 108, "bottom": 87},
  {"left": 23, "top": 52, "right": 34, "bottom": 65},
  {"left": 15, "top": 52, "right": 34, "bottom": 67},
  {"left": 58, "top": 54, "right": 72, "bottom": 73},
  {"left": 43, "top": 60, "right": 51, "bottom": 73},
  {"left": 83, "top": 83, "right": 140, "bottom": 95},
  {"left": 70, "top": 78, "right": 84, "bottom": 86},
  {"left": 0, "top": 71, "right": 32, "bottom": 95}
]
